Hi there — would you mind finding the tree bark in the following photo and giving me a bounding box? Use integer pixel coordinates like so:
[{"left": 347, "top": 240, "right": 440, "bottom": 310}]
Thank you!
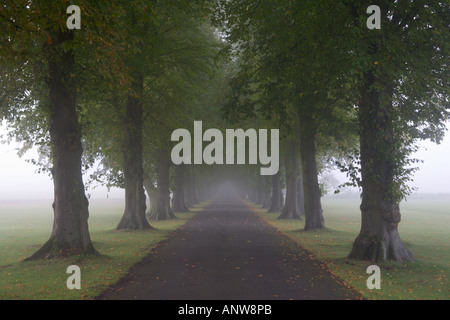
[
  {"left": 26, "top": 29, "right": 97, "bottom": 260},
  {"left": 172, "top": 164, "right": 189, "bottom": 212},
  {"left": 116, "top": 75, "right": 151, "bottom": 230},
  {"left": 147, "top": 148, "right": 176, "bottom": 220},
  {"left": 297, "top": 167, "right": 305, "bottom": 218},
  {"left": 268, "top": 171, "right": 282, "bottom": 212},
  {"left": 278, "top": 140, "right": 301, "bottom": 219},
  {"left": 299, "top": 124, "right": 325, "bottom": 230},
  {"left": 144, "top": 179, "right": 157, "bottom": 218},
  {"left": 280, "top": 188, "right": 285, "bottom": 209},
  {"left": 348, "top": 70, "right": 414, "bottom": 262}
]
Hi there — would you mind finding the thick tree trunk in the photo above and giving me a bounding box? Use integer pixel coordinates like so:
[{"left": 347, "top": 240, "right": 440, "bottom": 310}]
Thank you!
[
  {"left": 279, "top": 140, "right": 301, "bottom": 219},
  {"left": 280, "top": 190, "right": 285, "bottom": 209},
  {"left": 162, "top": 150, "right": 176, "bottom": 219},
  {"left": 268, "top": 171, "right": 282, "bottom": 212},
  {"left": 147, "top": 148, "right": 176, "bottom": 220},
  {"left": 299, "top": 124, "right": 325, "bottom": 230},
  {"left": 297, "top": 168, "right": 305, "bottom": 217},
  {"left": 26, "top": 30, "right": 97, "bottom": 260},
  {"left": 144, "top": 179, "right": 157, "bottom": 218},
  {"left": 117, "top": 76, "right": 151, "bottom": 230},
  {"left": 348, "top": 71, "right": 414, "bottom": 262},
  {"left": 172, "top": 164, "right": 189, "bottom": 212}
]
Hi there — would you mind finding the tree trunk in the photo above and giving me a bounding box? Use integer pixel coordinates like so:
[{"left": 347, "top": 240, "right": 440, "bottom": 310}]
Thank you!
[
  {"left": 116, "top": 75, "right": 151, "bottom": 230},
  {"left": 172, "top": 164, "right": 189, "bottom": 212},
  {"left": 280, "top": 189, "right": 285, "bottom": 209},
  {"left": 299, "top": 124, "right": 325, "bottom": 230},
  {"left": 279, "top": 140, "right": 301, "bottom": 219},
  {"left": 268, "top": 171, "right": 282, "bottom": 212},
  {"left": 148, "top": 148, "right": 176, "bottom": 220},
  {"left": 348, "top": 71, "right": 414, "bottom": 262},
  {"left": 144, "top": 179, "right": 157, "bottom": 219},
  {"left": 26, "top": 29, "right": 97, "bottom": 260},
  {"left": 297, "top": 167, "right": 305, "bottom": 218}
]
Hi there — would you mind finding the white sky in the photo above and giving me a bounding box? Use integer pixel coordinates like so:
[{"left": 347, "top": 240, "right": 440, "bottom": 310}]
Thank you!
[
  {"left": 407, "top": 133, "right": 450, "bottom": 194},
  {"left": 0, "top": 122, "right": 449, "bottom": 200},
  {"left": 0, "top": 123, "right": 123, "bottom": 200},
  {"left": 329, "top": 123, "right": 450, "bottom": 195}
]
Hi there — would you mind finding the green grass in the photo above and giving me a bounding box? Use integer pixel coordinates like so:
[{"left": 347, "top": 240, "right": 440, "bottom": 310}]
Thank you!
[
  {"left": 1, "top": 195, "right": 448, "bottom": 300},
  {"left": 252, "top": 194, "right": 449, "bottom": 300},
  {"left": 0, "top": 199, "right": 207, "bottom": 300}
]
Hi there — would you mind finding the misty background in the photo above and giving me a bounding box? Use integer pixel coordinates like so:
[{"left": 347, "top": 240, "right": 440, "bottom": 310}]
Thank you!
[{"left": 0, "top": 122, "right": 449, "bottom": 201}]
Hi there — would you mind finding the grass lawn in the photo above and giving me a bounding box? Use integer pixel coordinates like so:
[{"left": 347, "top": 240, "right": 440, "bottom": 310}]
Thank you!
[
  {"left": 252, "top": 193, "right": 449, "bottom": 300},
  {"left": 0, "top": 198, "right": 206, "bottom": 300}
]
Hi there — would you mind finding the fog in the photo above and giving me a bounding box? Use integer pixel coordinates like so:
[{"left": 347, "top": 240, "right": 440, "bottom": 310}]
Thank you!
[
  {"left": 0, "top": 123, "right": 449, "bottom": 200},
  {"left": 327, "top": 125, "right": 450, "bottom": 195},
  {"left": 0, "top": 125, "right": 123, "bottom": 200}
]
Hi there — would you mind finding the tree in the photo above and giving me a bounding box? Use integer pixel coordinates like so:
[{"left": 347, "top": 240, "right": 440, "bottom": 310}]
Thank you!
[
  {"left": 216, "top": 0, "right": 355, "bottom": 228},
  {"left": 141, "top": 18, "right": 222, "bottom": 218},
  {"left": 147, "top": 146, "right": 175, "bottom": 220},
  {"left": 83, "top": 1, "right": 221, "bottom": 224},
  {"left": 33, "top": 27, "right": 98, "bottom": 258},
  {"left": 278, "top": 138, "right": 302, "bottom": 219},
  {"left": 268, "top": 171, "right": 282, "bottom": 213},
  {"left": 172, "top": 164, "right": 190, "bottom": 212},
  {"left": 343, "top": 0, "right": 449, "bottom": 262},
  {"left": 117, "top": 72, "right": 152, "bottom": 230},
  {"left": 0, "top": 0, "right": 124, "bottom": 258}
]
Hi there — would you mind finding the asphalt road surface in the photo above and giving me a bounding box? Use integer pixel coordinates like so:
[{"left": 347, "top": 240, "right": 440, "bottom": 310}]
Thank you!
[{"left": 97, "top": 192, "right": 361, "bottom": 300}]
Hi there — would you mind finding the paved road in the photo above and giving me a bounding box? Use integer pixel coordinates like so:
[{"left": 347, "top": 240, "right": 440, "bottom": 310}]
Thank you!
[{"left": 97, "top": 193, "right": 361, "bottom": 300}]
